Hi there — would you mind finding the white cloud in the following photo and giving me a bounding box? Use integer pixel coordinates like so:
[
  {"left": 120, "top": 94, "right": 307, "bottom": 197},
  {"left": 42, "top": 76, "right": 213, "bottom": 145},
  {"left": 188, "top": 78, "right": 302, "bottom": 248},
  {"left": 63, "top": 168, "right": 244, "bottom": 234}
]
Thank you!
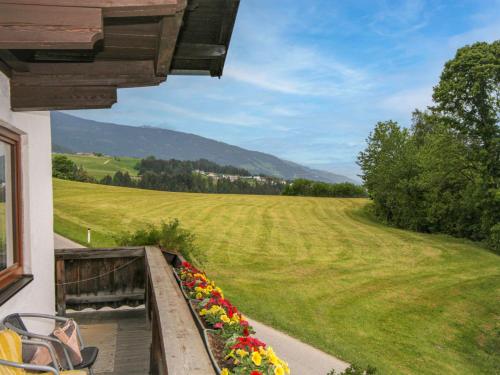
[{"left": 225, "top": 9, "right": 371, "bottom": 97}]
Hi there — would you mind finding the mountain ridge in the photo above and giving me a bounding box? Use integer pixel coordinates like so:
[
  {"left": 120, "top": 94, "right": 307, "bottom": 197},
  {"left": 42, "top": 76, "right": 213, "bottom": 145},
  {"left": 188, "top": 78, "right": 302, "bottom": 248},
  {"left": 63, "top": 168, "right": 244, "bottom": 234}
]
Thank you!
[{"left": 51, "top": 112, "right": 356, "bottom": 184}]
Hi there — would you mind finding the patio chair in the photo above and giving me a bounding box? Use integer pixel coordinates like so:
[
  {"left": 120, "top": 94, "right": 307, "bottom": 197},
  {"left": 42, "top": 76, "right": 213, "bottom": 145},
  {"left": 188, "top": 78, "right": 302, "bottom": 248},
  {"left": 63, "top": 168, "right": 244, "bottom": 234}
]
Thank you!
[
  {"left": 2, "top": 314, "right": 98, "bottom": 375},
  {"left": 0, "top": 329, "right": 86, "bottom": 374}
]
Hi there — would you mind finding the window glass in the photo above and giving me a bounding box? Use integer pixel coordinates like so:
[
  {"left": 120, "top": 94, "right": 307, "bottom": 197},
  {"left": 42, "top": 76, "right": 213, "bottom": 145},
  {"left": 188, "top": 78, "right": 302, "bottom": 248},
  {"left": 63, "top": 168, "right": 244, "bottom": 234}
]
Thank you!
[{"left": 0, "top": 140, "right": 15, "bottom": 272}]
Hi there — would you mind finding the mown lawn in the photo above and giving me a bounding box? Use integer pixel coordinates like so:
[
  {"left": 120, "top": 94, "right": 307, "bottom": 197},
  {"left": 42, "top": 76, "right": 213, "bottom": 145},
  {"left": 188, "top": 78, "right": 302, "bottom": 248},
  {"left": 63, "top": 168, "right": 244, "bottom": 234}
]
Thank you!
[
  {"left": 61, "top": 154, "right": 139, "bottom": 179},
  {"left": 53, "top": 179, "right": 500, "bottom": 375}
]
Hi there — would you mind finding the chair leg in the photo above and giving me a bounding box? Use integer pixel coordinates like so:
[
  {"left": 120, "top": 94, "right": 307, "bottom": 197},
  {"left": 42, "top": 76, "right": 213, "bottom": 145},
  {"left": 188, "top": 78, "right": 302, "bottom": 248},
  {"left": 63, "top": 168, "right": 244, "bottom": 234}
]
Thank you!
[{"left": 88, "top": 367, "right": 94, "bottom": 375}]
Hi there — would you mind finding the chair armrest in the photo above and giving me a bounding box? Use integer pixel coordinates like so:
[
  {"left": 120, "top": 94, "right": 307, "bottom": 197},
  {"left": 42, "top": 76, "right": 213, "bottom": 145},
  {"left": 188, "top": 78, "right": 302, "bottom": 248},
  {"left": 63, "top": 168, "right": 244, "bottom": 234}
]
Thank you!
[
  {"left": 0, "top": 358, "right": 59, "bottom": 374},
  {"left": 16, "top": 313, "right": 69, "bottom": 323}
]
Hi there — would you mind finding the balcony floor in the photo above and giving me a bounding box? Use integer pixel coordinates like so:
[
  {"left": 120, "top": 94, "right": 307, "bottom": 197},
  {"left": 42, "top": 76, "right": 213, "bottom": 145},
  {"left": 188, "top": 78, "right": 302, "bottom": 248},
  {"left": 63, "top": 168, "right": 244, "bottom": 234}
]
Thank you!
[{"left": 68, "top": 309, "right": 150, "bottom": 375}]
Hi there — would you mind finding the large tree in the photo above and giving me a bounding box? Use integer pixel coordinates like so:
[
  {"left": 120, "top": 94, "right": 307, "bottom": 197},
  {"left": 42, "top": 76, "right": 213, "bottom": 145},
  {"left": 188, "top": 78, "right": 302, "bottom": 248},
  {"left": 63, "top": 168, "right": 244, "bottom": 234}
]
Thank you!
[{"left": 359, "top": 41, "right": 500, "bottom": 249}]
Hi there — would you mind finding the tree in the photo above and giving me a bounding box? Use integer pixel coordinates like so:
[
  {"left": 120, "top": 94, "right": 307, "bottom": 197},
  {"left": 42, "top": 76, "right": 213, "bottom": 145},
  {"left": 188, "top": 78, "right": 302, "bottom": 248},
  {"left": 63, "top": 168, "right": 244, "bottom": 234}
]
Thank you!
[
  {"left": 52, "top": 155, "right": 95, "bottom": 183},
  {"left": 432, "top": 41, "right": 499, "bottom": 245},
  {"left": 358, "top": 41, "right": 499, "bottom": 249},
  {"left": 432, "top": 41, "right": 499, "bottom": 177},
  {"left": 52, "top": 155, "right": 77, "bottom": 180}
]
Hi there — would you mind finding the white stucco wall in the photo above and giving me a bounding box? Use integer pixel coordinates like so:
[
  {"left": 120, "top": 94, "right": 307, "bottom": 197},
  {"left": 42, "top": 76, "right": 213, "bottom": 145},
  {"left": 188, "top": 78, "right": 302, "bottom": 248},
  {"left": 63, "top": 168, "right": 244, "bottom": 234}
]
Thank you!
[{"left": 0, "top": 71, "right": 55, "bottom": 332}]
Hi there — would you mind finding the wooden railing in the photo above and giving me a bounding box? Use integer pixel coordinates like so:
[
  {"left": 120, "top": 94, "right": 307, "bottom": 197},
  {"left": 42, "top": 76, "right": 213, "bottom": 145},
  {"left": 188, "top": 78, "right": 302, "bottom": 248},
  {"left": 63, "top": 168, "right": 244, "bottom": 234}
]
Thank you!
[
  {"left": 54, "top": 246, "right": 214, "bottom": 375},
  {"left": 54, "top": 247, "right": 146, "bottom": 315}
]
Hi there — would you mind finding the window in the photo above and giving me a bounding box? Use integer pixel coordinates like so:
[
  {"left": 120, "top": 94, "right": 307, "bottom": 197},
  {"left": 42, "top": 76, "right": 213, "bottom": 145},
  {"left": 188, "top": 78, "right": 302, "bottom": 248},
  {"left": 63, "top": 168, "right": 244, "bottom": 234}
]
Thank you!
[{"left": 0, "top": 125, "right": 23, "bottom": 291}]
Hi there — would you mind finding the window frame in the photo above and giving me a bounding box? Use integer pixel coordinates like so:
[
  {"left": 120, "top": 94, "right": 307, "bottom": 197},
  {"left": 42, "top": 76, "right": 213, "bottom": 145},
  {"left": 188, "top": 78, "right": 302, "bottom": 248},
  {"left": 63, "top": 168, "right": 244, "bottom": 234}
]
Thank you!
[{"left": 0, "top": 124, "right": 23, "bottom": 290}]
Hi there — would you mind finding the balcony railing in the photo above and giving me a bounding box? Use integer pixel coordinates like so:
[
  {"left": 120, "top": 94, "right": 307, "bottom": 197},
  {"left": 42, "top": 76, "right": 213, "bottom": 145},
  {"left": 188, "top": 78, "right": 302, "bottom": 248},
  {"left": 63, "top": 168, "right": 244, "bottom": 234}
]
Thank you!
[{"left": 54, "top": 246, "right": 214, "bottom": 375}]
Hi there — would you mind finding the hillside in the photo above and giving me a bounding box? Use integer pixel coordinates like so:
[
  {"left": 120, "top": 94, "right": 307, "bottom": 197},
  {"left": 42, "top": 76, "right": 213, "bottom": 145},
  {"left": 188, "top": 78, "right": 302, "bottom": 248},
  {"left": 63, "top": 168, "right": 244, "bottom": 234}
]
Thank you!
[
  {"left": 51, "top": 112, "right": 355, "bottom": 183},
  {"left": 53, "top": 179, "right": 500, "bottom": 375},
  {"left": 63, "top": 154, "right": 140, "bottom": 179}
]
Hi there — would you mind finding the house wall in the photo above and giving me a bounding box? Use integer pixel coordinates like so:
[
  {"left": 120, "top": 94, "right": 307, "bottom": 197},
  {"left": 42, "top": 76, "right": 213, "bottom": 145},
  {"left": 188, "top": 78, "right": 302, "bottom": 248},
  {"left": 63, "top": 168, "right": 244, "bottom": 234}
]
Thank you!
[{"left": 0, "top": 71, "right": 55, "bottom": 332}]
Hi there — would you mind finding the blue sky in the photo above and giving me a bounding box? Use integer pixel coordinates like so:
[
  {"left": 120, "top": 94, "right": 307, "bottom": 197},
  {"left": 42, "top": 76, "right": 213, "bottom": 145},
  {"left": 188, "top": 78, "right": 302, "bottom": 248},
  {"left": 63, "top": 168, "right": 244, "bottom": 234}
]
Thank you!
[{"left": 67, "top": 0, "right": 500, "bottom": 180}]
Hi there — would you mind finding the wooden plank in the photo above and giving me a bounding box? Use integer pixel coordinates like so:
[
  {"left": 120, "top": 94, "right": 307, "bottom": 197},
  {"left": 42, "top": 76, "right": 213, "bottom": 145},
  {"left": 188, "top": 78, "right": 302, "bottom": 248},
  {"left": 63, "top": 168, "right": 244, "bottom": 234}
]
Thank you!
[
  {"left": 12, "top": 60, "right": 165, "bottom": 87},
  {"left": 66, "top": 291, "right": 144, "bottom": 304},
  {"left": 0, "top": 4, "right": 103, "bottom": 49},
  {"left": 10, "top": 85, "right": 117, "bottom": 111},
  {"left": 55, "top": 258, "right": 66, "bottom": 316},
  {"left": 155, "top": 10, "right": 184, "bottom": 76},
  {"left": 0, "top": 0, "right": 185, "bottom": 17},
  {"left": 145, "top": 246, "right": 214, "bottom": 375},
  {"left": 175, "top": 43, "right": 226, "bottom": 59},
  {"left": 209, "top": 0, "right": 239, "bottom": 76},
  {"left": 0, "top": 50, "right": 29, "bottom": 72},
  {"left": 55, "top": 247, "right": 145, "bottom": 260}
]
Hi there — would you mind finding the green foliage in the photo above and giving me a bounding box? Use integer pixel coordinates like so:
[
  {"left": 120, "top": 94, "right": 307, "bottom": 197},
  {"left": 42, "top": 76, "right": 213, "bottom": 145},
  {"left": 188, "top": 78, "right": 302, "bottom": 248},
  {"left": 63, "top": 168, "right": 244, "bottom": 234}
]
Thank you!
[
  {"left": 114, "top": 219, "right": 204, "bottom": 263},
  {"left": 358, "top": 41, "right": 499, "bottom": 248},
  {"left": 52, "top": 155, "right": 95, "bottom": 183},
  {"left": 327, "top": 364, "right": 377, "bottom": 375},
  {"left": 283, "top": 179, "right": 366, "bottom": 198},
  {"left": 135, "top": 157, "right": 286, "bottom": 195}
]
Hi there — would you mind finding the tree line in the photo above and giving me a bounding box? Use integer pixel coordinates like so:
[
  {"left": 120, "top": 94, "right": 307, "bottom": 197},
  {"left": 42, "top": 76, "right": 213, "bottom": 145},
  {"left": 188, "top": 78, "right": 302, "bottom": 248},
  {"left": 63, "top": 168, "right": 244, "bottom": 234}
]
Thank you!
[
  {"left": 358, "top": 41, "right": 499, "bottom": 250},
  {"left": 283, "top": 179, "right": 366, "bottom": 197},
  {"left": 52, "top": 155, "right": 366, "bottom": 198}
]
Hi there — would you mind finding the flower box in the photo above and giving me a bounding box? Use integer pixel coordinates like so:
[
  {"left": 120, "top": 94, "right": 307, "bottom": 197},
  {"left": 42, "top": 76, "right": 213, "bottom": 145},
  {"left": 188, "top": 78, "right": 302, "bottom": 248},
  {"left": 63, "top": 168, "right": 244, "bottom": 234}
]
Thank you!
[
  {"left": 188, "top": 299, "right": 210, "bottom": 333},
  {"left": 203, "top": 329, "right": 233, "bottom": 375},
  {"left": 175, "top": 261, "right": 290, "bottom": 375}
]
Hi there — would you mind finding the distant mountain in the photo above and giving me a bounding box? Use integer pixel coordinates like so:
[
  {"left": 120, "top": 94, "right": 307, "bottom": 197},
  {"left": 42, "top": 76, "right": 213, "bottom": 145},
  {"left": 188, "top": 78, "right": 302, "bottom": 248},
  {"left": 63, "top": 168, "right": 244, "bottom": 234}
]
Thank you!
[{"left": 51, "top": 112, "right": 356, "bottom": 184}]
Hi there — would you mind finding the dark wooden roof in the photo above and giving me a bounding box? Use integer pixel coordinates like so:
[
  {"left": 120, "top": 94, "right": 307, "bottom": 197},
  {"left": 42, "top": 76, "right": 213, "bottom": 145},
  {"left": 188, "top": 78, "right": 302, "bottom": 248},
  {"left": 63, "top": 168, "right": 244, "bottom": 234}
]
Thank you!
[{"left": 0, "top": 0, "right": 240, "bottom": 111}]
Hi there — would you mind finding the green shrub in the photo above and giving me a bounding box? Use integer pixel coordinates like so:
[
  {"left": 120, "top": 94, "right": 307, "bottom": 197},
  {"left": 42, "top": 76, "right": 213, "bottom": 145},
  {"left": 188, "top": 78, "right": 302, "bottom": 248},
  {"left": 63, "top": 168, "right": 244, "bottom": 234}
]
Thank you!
[
  {"left": 327, "top": 364, "right": 377, "bottom": 375},
  {"left": 114, "top": 219, "right": 204, "bottom": 263}
]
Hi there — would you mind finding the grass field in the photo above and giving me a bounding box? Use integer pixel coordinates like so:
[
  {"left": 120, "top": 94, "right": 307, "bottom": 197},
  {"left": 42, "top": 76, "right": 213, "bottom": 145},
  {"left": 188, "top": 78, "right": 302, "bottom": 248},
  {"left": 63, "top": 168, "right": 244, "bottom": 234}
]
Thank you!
[
  {"left": 61, "top": 154, "right": 139, "bottom": 179},
  {"left": 53, "top": 179, "right": 500, "bottom": 375}
]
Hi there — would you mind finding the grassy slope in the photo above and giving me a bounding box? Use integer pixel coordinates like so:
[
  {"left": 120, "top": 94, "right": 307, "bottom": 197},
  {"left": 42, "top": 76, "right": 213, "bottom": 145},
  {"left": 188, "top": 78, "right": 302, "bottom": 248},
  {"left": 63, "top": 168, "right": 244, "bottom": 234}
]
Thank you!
[
  {"left": 53, "top": 179, "right": 500, "bottom": 375},
  {"left": 62, "top": 154, "right": 139, "bottom": 179}
]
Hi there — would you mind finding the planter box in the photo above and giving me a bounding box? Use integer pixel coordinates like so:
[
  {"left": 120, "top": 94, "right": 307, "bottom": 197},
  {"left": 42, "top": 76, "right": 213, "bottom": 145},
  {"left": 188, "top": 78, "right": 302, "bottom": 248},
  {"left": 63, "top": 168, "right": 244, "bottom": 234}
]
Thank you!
[
  {"left": 204, "top": 329, "right": 223, "bottom": 375},
  {"left": 188, "top": 299, "right": 209, "bottom": 334},
  {"left": 172, "top": 269, "right": 191, "bottom": 300}
]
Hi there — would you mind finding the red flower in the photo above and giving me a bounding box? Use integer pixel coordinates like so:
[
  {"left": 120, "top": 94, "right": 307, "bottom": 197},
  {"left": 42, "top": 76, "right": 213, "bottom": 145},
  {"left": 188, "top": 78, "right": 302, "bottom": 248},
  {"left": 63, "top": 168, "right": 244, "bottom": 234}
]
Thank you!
[
  {"left": 214, "top": 322, "right": 223, "bottom": 329},
  {"left": 250, "top": 372, "right": 262, "bottom": 375}
]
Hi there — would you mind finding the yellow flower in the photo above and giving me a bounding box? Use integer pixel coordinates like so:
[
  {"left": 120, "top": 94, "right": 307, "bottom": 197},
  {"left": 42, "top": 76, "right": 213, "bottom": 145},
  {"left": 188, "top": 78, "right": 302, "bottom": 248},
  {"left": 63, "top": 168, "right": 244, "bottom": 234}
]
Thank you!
[
  {"left": 199, "top": 309, "right": 208, "bottom": 316},
  {"left": 274, "top": 365, "right": 285, "bottom": 375},
  {"left": 224, "top": 350, "right": 235, "bottom": 361},
  {"left": 251, "top": 351, "right": 262, "bottom": 366},
  {"left": 220, "top": 314, "right": 230, "bottom": 323},
  {"left": 196, "top": 292, "right": 202, "bottom": 299},
  {"left": 283, "top": 362, "right": 290, "bottom": 374},
  {"left": 209, "top": 305, "right": 220, "bottom": 313},
  {"left": 221, "top": 369, "right": 230, "bottom": 375},
  {"left": 207, "top": 285, "right": 213, "bottom": 292},
  {"left": 236, "top": 349, "right": 249, "bottom": 358}
]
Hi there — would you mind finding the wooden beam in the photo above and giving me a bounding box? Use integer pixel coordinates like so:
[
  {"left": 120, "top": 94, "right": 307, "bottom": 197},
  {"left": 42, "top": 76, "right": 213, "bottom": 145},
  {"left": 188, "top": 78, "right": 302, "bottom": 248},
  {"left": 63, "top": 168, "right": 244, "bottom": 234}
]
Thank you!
[
  {"left": 209, "top": 0, "right": 240, "bottom": 77},
  {"left": 0, "top": 50, "right": 29, "bottom": 72},
  {"left": 0, "top": 0, "right": 185, "bottom": 17},
  {"left": 145, "top": 246, "right": 214, "bottom": 375},
  {"left": 0, "top": 4, "right": 103, "bottom": 49},
  {"left": 12, "top": 60, "right": 165, "bottom": 87},
  {"left": 55, "top": 258, "right": 66, "bottom": 316},
  {"left": 174, "top": 43, "right": 226, "bottom": 59},
  {"left": 66, "top": 291, "right": 144, "bottom": 305},
  {"left": 10, "top": 85, "right": 117, "bottom": 111},
  {"left": 55, "top": 247, "right": 145, "bottom": 260},
  {"left": 155, "top": 9, "right": 185, "bottom": 76}
]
